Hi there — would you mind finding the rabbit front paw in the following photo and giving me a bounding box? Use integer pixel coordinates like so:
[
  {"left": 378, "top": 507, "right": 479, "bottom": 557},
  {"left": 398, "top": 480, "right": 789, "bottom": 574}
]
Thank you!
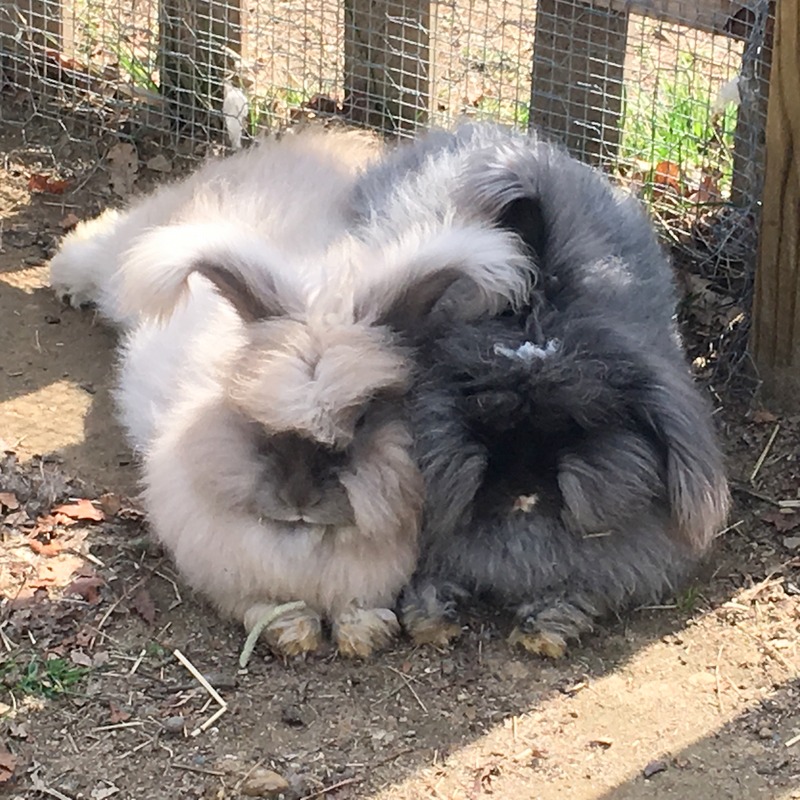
[
  {"left": 507, "top": 627, "right": 568, "bottom": 659},
  {"left": 243, "top": 602, "right": 322, "bottom": 657},
  {"left": 399, "top": 581, "right": 463, "bottom": 648},
  {"left": 333, "top": 607, "right": 400, "bottom": 658},
  {"left": 56, "top": 288, "right": 95, "bottom": 310}
]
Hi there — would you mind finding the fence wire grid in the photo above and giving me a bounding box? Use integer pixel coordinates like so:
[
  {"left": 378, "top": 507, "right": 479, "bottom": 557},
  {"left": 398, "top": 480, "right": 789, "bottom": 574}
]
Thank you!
[{"left": 0, "top": 0, "right": 776, "bottom": 384}]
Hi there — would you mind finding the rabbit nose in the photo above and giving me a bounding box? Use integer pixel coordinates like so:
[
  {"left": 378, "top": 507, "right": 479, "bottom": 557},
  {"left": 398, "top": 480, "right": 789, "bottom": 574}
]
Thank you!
[{"left": 278, "top": 469, "right": 323, "bottom": 513}]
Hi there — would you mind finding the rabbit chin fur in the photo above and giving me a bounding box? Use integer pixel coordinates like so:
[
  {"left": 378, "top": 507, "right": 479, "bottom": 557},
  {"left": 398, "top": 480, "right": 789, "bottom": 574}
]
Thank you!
[
  {"left": 48, "top": 127, "right": 536, "bottom": 658},
  {"left": 350, "top": 123, "right": 731, "bottom": 656}
]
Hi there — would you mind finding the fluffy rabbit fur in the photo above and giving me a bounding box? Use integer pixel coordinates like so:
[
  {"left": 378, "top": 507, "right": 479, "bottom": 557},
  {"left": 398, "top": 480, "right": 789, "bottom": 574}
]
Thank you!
[
  {"left": 49, "top": 128, "right": 533, "bottom": 657},
  {"left": 351, "top": 123, "right": 730, "bottom": 657}
]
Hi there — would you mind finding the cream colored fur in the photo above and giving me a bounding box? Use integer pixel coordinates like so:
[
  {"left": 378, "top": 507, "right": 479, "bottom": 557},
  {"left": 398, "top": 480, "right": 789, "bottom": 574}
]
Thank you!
[{"left": 49, "top": 128, "right": 533, "bottom": 657}]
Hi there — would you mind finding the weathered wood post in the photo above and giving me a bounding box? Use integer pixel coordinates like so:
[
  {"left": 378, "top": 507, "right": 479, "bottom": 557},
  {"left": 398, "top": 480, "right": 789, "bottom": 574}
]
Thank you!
[
  {"left": 729, "top": 2, "right": 774, "bottom": 207},
  {"left": 159, "top": 0, "right": 242, "bottom": 138},
  {"left": 0, "top": 0, "right": 62, "bottom": 88},
  {"left": 529, "top": 0, "right": 629, "bottom": 164},
  {"left": 751, "top": 0, "right": 800, "bottom": 409},
  {"left": 343, "top": 0, "right": 430, "bottom": 136}
]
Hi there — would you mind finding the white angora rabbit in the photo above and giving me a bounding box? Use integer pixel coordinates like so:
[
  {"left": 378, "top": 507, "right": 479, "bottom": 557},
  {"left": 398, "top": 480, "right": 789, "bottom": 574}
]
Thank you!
[
  {"left": 50, "top": 128, "right": 532, "bottom": 657},
  {"left": 350, "top": 123, "right": 730, "bottom": 657}
]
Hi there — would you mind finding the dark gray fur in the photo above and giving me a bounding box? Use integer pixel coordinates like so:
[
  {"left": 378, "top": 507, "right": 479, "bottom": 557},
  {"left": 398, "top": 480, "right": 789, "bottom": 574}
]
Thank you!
[{"left": 351, "top": 123, "right": 731, "bottom": 649}]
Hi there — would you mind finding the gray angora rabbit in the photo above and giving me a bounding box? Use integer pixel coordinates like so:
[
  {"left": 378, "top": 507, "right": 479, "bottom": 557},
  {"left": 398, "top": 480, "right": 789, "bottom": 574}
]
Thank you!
[
  {"left": 49, "top": 128, "right": 532, "bottom": 658},
  {"left": 351, "top": 123, "right": 730, "bottom": 657}
]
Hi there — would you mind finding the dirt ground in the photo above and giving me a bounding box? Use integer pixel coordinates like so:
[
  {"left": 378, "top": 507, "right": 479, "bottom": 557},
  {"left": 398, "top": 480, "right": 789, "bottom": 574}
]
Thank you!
[{"left": 1, "top": 117, "right": 799, "bottom": 800}]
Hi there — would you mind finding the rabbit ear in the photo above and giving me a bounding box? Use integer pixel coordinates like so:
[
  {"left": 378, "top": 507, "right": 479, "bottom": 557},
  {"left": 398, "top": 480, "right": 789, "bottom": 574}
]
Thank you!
[
  {"left": 376, "top": 266, "right": 465, "bottom": 329},
  {"left": 454, "top": 145, "right": 550, "bottom": 264},
  {"left": 633, "top": 359, "right": 730, "bottom": 552},
  {"left": 495, "top": 195, "right": 548, "bottom": 265},
  {"left": 121, "top": 222, "right": 288, "bottom": 322},
  {"left": 192, "top": 260, "right": 282, "bottom": 322},
  {"left": 358, "top": 223, "right": 534, "bottom": 330}
]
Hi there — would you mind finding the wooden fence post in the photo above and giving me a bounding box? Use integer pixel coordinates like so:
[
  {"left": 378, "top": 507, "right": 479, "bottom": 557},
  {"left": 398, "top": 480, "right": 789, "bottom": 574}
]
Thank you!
[
  {"left": 529, "top": 0, "right": 628, "bottom": 164},
  {"left": 751, "top": 0, "right": 800, "bottom": 409},
  {"left": 159, "top": 0, "right": 242, "bottom": 139},
  {"left": 343, "top": 0, "right": 430, "bottom": 136},
  {"left": 730, "top": 2, "right": 774, "bottom": 207},
  {"left": 0, "top": 0, "right": 62, "bottom": 89}
]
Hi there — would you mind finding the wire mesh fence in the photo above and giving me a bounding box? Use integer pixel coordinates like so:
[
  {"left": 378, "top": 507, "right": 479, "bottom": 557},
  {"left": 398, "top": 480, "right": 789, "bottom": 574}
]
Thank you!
[
  {"left": 0, "top": 0, "right": 773, "bottom": 203},
  {"left": 0, "top": 0, "right": 775, "bottom": 384}
]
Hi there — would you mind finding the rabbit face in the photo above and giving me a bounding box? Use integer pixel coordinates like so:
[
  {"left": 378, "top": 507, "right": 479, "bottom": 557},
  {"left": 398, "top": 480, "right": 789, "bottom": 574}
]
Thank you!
[
  {"left": 223, "top": 313, "right": 413, "bottom": 528},
  {"left": 250, "top": 431, "right": 356, "bottom": 525},
  {"left": 229, "top": 316, "right": 410, "bottom": 448}
]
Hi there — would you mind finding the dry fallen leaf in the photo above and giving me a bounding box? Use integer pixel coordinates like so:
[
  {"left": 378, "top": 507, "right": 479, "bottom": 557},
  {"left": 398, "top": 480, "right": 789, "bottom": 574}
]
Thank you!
[
  {"left": 28, "top": 554, "right": 84, "bottom": 589},
  {"left": 752, "top": 408, "right": 779, "bottom": 424},
  {"left": 28, "top": 173, "right": 71, "bottom": 194},
  {"left": 3, "top": 509, "right": 31, "bottom": 527},
  {"left": 652, "top": 160, "right": 683, "bottom": 197},
  {"left": 0, "top": 492, "right": 20, "bottom": 511},
  {"left": 70, "top": 649, "right": 94, "bottom": 668},
  {"left": 145, "top": 154, "right": 172, "bottom": 173},
  {"left": 91, "top": 784, "right": 120, "bottom": 800},
  {"left": 761, "top": 510, "right": 800, "bottom": 533},
  {"left": 0, "top": 748, "right": 17, "bottom": 784},
  {"left": 97, "top": 492, "right": 122, "bottom": 517},
  {"left": 27, "top": 535, "right": 63, "bottom": 557},
  {"left": 51, "top": 499, "right": 105, "bottom": 522},
  {"left": 43, "top": 46, "right": 86, "bottom": 73},
  {"left": 108, "top": 702, "right": 132, "bottom": 724},
  {"left": 60, "top": 212, "right": 81, "bottom": 231},
  {"left": 64, "top": 574, "right": 106, "bottom": 604},
  {"left": 131, "top": 587, "right": 157, "bottom": 624},
  {"left": 106, "top": 142, "right": 139, "bottom": 197},
  {"left": 688, "top": 173, "right": 722, "bottom": 204}
]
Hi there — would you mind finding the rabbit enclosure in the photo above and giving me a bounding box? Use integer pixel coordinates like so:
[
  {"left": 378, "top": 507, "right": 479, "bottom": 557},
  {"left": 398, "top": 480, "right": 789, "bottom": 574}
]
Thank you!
[{"left": 1, "top": 0, "right": 799, "bottom": 798}]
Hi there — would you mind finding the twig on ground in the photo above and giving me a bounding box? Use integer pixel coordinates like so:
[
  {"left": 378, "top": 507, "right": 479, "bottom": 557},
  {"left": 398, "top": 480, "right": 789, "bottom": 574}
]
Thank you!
[
  {"left": 155, "top": 570, "right": 183, "bottom": 609},
  {"left": 785, "top": 732, "right": 800, "bottom": 748},
  {"left": 718, "top": 519, "right": 744, "bottom": 536},
  {"left": 0, "top": 622, "right": 15, "bottom": 651},
  {"left": 171, "top": 763, "right": 227, "bottom": 777},
  {"left": 67, "top": 548, "right": 106, "bottom": 567},
  {"left": 386, "top": 666, "right": 428, "bottom": 713},
  {"left": 129, "top": 648, "right": 146, "bottom": 676},
  {"left": 31, "top": 773, "right": 75, "bottom": 800},
  {"left": 731, "top": 482, "right": 780, "bottom": 506},
  {"left": 714, "top": 644, "right": 725, "bottom": 713},
  {"left": 750, "top": 423, "right": 780, "bottom": 483},
  {"left": 92, "top": 720, "right": 145, "bottom": 733},
  {"left": 173, "top": 648, "right": 229, "bottom": 736},
  {"left": 173, "top": 649, "right": 226, "bottom": 707},
  {"left": 300, "top": 777, "right": 363, "bottom": 799}
]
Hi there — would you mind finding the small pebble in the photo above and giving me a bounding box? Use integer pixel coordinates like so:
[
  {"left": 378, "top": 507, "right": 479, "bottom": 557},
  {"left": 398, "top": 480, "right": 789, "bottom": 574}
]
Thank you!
[
  {"left": 643, "top": 759, "right": 668, "bottom": 779},
  {"left": 281, "top": 704, "right": 305, "bottom": 727},
  {"left": 162, "top": 715, "right": 186, "bottom": 735},
  {"left": 759, "top": 726, "right": 774, "bottom": 740},
  {"left": 783, "top": 536, "right": 800, "bottom": 551},
  {"left": 240, "top": 767, "right": 290, "bottom": 797}
]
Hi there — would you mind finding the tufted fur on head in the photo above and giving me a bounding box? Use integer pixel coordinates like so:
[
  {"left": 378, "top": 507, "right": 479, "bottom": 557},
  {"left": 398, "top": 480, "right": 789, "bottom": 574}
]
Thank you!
[
  {"left": 352, "top": 123, "right": 730, "bottom": 652},
  {"left": 48, "top": 126, "right": 535, "bottom": 656}
]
